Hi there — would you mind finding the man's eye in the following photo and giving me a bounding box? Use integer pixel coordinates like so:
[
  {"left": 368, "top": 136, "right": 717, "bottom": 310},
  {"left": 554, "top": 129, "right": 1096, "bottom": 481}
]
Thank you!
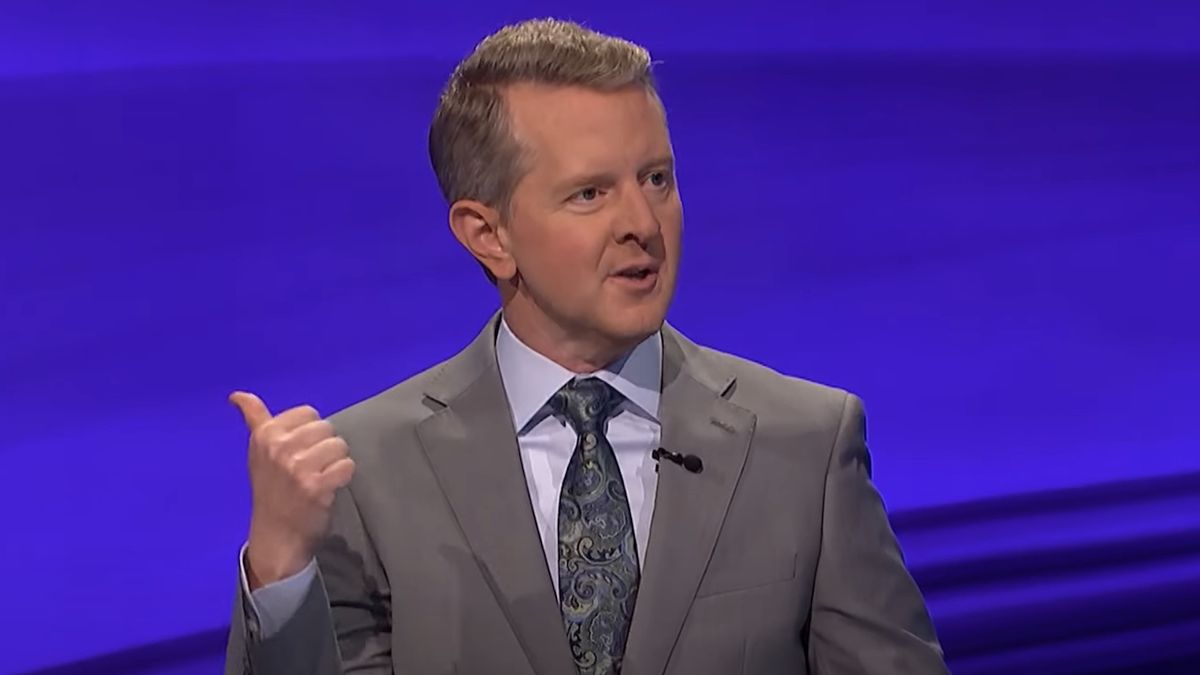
[
  {"left": 573, "top": 187, "right": 599, "bottom": 202},
  {"left": 647, "top": 171, "right": 669, "bottom": 187}
]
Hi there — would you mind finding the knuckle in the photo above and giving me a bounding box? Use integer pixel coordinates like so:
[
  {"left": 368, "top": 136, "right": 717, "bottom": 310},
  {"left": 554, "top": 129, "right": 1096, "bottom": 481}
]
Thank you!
[
  {"left": 300, "top": 475, "right": 325, "bottom": 499},
  {"left": 269, "top": 436, "right": 291, "bottom": 460},
  {"left": 331, "top": 437, "right": 350, "bottom": 456},
  {"left": 313, "top": 419, "right": 335, "bottom": 439},
  {"left": 282, "top": 452, "right": 302, "bottom": 474},
  {"left": 277, "top": 428, "right": 298, "bottom": 447}
]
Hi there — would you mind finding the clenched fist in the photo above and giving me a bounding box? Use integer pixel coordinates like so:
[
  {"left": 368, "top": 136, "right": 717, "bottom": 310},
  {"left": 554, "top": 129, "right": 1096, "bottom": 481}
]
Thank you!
[{"left": 230, "top": 391, "right": 356, "bottom": 590}]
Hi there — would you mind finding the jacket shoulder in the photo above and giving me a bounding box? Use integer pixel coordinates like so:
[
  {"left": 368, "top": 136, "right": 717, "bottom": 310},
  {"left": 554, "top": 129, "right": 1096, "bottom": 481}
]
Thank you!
[
  {"left": 324, "top": 355, "right": 454, "bottom": 461},
  {"left": 694, "top": 342, "right": 854, "bottom": 427}
]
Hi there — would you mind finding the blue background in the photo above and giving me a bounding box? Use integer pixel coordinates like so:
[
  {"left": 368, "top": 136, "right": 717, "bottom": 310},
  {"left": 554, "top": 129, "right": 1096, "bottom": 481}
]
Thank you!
[{"left": 2, "top": 2, "right": 1197, "bottom": 673}]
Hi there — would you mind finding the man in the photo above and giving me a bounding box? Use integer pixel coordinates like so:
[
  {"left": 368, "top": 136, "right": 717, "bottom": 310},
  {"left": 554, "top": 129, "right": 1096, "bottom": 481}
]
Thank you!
[{"left": 224, "top": 18, "right": 948, "bottom": 675}]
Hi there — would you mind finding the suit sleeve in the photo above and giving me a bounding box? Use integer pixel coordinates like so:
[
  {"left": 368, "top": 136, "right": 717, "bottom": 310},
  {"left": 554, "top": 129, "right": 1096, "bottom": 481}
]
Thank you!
[
  {"left": 239, "top": 546, "right": 318, "bottom": 638},
  {"left": 806, "top": 393, "right": 949, "bottom": 674},
  {"left": 224, "top": 480, "right": 393, "bottom": 674}
]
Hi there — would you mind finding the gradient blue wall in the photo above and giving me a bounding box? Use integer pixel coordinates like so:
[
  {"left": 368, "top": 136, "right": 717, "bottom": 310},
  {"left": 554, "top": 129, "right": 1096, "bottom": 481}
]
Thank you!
[{"left": 2, "top": 2, "right": 1198, "bottom": 673}]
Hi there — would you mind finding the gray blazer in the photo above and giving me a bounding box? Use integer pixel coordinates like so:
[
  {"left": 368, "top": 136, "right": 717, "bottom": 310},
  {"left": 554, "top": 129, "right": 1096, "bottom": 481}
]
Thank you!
[{"left": 226, "top": 317, "right": 948, "bottom": 674}]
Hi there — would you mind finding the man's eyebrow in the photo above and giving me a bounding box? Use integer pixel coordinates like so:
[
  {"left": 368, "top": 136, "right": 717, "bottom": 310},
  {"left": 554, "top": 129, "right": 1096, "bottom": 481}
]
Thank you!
[
  {"left": 553, "top": 157, "right": 675, "bottom": 192},
  {"left": 638, "top": 156, "right": 675, "bottom": 173},
  {"left": 554, "top": 170, "right": 619, "bottom": 192}
]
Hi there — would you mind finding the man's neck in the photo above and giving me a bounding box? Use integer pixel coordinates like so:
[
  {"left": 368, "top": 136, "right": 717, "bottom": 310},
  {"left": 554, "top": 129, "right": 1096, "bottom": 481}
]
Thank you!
[{"left": 500, "top": 308, "right": 640, "bottom": 375}]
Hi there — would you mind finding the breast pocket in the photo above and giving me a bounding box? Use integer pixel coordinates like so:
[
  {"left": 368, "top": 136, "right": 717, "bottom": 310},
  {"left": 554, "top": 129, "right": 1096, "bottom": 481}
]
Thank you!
[{"left": 695, "top": 551, "right": 798, "bottom": 599}]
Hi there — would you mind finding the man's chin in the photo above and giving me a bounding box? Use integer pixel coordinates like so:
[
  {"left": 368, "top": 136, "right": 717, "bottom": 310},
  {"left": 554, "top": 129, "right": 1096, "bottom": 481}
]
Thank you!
[{"left": 600, "top": 308, "right": 668, "bottom": 344}]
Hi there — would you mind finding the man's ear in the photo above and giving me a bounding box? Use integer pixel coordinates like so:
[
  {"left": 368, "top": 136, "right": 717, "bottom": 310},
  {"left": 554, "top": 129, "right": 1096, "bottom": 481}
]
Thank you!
[{"left": 448, "top": 199, "right": 517, "bottom": 282}]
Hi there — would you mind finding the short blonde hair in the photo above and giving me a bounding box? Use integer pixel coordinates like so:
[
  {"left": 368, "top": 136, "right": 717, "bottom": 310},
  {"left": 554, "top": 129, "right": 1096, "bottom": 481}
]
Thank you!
[{"left": 428, "top": 19, "right": 659, "bottom": 214}]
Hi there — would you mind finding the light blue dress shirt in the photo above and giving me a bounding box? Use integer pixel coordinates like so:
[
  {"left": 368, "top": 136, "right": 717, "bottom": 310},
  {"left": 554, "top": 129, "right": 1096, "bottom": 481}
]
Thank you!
[{"left": 240, "top": 318, "right": 662, "bottom": 638}]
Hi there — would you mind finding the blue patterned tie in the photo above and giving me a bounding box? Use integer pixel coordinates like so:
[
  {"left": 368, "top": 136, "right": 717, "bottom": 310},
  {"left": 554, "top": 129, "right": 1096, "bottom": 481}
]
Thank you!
[{"left": 552, "top": 377, "right": 640, "bottom": 675}]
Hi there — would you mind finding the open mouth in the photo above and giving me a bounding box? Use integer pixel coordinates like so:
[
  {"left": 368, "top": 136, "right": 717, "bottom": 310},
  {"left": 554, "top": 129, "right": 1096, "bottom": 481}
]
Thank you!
[
  {"left": 611, "top": 266, "right": 660, "bottom": 291},
  {"left": 617, "top": 268, "right": 655, "bottom": 280}
]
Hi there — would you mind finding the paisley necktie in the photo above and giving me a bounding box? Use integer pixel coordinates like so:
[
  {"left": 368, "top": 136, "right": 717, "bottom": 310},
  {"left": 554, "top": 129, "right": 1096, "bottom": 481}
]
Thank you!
[{"left": 552, "top": 377, "right": 640, "bottom": 675}]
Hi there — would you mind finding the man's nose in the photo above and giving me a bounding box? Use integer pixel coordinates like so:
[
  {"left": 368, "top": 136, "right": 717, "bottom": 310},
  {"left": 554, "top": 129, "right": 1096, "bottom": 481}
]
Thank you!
[{"left": 614, "top": 185, "right": 661, "bottom": 245}]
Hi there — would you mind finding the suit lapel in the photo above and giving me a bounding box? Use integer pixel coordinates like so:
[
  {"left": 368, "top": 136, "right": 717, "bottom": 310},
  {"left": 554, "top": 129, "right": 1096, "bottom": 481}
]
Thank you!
[
  {"left": 415, "top": 317, "right": 576, "bottom": 675},
  {"left": 623, "top": 326, "right": 757, "bottom": 675}
]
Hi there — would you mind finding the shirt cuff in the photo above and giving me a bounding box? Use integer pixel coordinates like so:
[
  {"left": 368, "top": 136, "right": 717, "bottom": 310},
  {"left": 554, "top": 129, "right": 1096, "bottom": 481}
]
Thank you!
[{"left": 238, "top": 543, "right": 317, "bottom": 639}]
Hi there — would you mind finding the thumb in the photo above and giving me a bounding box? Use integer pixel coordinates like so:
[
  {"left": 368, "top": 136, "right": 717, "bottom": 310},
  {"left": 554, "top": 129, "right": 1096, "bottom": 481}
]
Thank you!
[{"left": 229, "top": 391, "right": 272, "bottom": 430}]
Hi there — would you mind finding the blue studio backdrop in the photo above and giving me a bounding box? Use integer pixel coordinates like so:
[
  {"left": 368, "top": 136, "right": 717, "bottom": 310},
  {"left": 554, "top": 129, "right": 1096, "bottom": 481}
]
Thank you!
[{"left": 1, "top": 2, "right": 1198, "bottom": 673}]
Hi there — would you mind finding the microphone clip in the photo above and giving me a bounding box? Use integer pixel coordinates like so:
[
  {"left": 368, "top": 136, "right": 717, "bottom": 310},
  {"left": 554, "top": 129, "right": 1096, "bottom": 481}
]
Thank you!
[{"left": 652, "top": 446, "right": 704, "bottom": 474}]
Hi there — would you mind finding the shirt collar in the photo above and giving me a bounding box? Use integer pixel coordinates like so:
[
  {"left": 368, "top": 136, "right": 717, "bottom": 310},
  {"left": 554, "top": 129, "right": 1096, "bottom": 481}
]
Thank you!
[{"left": 495, "top": 316, "right": 662, "bottom": 434}]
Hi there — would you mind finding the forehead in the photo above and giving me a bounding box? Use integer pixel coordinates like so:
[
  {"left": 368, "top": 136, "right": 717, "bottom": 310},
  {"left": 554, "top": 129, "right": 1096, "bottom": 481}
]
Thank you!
[{"left": 503, "top": 83, "right": 671, "bottom": 173}]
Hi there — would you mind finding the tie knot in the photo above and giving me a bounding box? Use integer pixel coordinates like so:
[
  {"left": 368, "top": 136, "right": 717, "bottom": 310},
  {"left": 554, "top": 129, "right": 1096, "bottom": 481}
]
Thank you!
[{"left": 550, "top": 377, "right": 621, "bottom": 434}]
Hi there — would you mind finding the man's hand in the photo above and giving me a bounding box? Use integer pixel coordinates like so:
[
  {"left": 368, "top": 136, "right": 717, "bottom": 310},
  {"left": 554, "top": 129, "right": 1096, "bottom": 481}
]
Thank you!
[{"left": 230, "top": 391, "right": 356, "bottom": 590}]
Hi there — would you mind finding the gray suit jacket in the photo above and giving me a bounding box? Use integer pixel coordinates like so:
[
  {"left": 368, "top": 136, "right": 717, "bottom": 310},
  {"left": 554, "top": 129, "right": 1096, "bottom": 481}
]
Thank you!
[{"left": 226, "top": 317, "right": 948, "bottom": 674}]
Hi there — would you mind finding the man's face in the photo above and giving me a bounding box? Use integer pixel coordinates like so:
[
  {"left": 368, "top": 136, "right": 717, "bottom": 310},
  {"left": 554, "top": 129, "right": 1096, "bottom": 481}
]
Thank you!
[{"left": 500, "top": 83, "right": 682, "bottom": 353}]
